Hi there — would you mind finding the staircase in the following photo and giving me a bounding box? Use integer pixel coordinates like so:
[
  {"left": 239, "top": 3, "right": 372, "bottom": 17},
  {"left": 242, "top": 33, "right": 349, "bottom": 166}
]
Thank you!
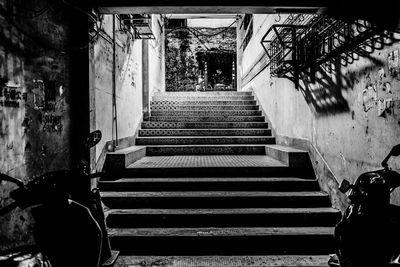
[{"left": 99, "top": 91, "right": 340, "bottom": 267}]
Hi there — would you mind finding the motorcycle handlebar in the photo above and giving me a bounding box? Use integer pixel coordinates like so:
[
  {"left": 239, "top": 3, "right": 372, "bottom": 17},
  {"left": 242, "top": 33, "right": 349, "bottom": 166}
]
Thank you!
[
  {"left": 0, "top": 202, "right": 19, "bottom": 217},
  {"left": 0, "top": 173, "right": 24, "bottom": 188},
  {"left": 88, "top": 172, "right": 105, "bottom": 179}
]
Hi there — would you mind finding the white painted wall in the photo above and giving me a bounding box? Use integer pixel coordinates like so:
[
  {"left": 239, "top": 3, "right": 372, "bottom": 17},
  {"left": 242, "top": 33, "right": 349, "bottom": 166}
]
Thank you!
[
  {"left": 149, "top": 14, "right": 166, "bottom": 94},
  {"left": 239, "top": 14, "right": 400, "bottom": 205}
]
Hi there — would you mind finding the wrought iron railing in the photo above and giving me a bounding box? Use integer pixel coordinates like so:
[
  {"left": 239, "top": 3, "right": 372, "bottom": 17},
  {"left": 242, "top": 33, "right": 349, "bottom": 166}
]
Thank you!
[{"left": 261, "top": 14, "right": 389, "bottom": 87}]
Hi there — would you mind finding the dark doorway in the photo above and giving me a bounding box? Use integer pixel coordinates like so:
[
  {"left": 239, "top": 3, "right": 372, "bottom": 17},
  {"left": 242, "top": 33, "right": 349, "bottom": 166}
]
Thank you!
[{"left": 197, "top": 51, "right": 236, "bottom": 91}]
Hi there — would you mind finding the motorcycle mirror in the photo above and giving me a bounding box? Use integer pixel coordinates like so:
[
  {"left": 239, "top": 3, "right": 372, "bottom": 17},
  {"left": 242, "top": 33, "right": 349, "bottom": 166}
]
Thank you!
[
  {"left": 390, "top": 144, "right": 400, "bottom": 157},
  {"left": 339, "top": 179, "right": 352, "bottom": 193},
  {"left": 83, "top": 130, "right": 102, "bottom": 149}
]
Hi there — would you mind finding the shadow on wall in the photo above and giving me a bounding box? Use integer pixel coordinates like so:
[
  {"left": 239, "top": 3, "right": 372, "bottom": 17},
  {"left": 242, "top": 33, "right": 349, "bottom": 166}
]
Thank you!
[{"left": 295, "top": 32, "right": 400, "bottom": 116}]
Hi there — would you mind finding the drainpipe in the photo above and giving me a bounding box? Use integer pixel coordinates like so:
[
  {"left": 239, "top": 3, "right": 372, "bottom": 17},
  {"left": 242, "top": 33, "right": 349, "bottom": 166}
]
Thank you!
[{"left": 112, "top": 14, "right": 119, "bottom": 151}]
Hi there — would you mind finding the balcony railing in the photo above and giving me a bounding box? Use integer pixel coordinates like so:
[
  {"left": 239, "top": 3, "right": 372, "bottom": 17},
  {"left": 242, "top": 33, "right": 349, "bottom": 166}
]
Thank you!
[{"left": 261, "top": 14, "right": 388, "bottom": 88}]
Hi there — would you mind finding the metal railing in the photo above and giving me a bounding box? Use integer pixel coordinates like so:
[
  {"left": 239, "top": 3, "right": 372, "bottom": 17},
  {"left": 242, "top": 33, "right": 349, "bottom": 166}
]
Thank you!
[{"left": 261, "top": 14, "right": 388, "bottom": 87}]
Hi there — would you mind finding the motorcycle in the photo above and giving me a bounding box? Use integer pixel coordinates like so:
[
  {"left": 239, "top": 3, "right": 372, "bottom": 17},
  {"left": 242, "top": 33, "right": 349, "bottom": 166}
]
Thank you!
[
  {"left": 0, "top": 130, "right": 119, "bottom": 267},
  {"left": 329, "top": 144, "right": 400, "bottom": 267}
]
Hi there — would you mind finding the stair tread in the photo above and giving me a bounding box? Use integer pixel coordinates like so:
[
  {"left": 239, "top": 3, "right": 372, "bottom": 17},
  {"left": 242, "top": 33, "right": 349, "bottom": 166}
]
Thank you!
[
  {"left": 137, "top": 136, "right": 274, "bottom": 139},
  {"left": 145, "top": 144, "right": 269, "bottom": 147},
  {"left": 152, "top": 98, "right": 254, "bottom": 100},
  {"left": 150, "top": 101, "right": 257, "bottom": 105},
  {"left": 127, "top": 155, "right": 286, "bottom": 168},
  {"left": 154, "top": 91, "right": 251, "bottom": 94},
  {"left": 108, "top": 227, "right": 334, "bottom": 237},
  {"left": 142, "top": 122, "right": 269, "bottom": 128},
  {"left": 101, "top": 191, "right": 328, "bottom": 198},
  {"left": 115, "top": 255, "right": 330, "bottom": 267},
  {"left": 140, "top": 128, "right": 270, "bottom": 131},
  {"left": 151, "top": 105, "right": 258, "bottom": 107},
  {"left": 265, "top": 144, "right": 308, "bottom": 153},
  {"left": 151, "top": 111, "right": 262, "bottom": 115},
  {"left": 150, "top": 116, "right": 265, "bottom": 122},
  {"left": 150, "top": 116, "right": 265, "bottom": 118},
  {"left": 100, "top": 177, "right": 315, "bottom": 183},
  {"left": 107, "top": 207, "right": 339, "bottom": 215}
]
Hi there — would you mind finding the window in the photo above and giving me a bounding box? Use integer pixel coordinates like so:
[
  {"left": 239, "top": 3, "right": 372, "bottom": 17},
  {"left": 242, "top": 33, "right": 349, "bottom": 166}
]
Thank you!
[{"left": 167, "top": 19, "right": 187, "bottom": 28}]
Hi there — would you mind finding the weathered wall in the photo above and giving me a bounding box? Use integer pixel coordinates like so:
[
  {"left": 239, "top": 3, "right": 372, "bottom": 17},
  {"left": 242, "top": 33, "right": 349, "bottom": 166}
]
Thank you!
[
  {"left": 165, "top": 26, "right": 236, "bottom": 91},
  {"left": 91, "top": 14, "right": 165, "bottom": 164},
  {"left": 0, "top": 0, "right": 74, "bottom": 249},
  {"left": 239, "top": 14, "right": 400, "bottom": 208},
  {"left": 149, "top": 14, "right": 166, "bottom": 95},
  {"left": 91, "top": 15, "right": 143, "bottom": 162}
]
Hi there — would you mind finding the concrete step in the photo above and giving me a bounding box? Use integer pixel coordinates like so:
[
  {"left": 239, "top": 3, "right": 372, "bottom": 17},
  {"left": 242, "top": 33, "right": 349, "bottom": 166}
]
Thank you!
[
  {"left": 98, "top": 177, "right": 320, "bottom": 192},
  {"left": 135, "top": 136, "right": 276, "bottom": 146},
  {"left": 106, "top": 207, "right": 340, "bottom": 228},
  {"left": 141, "top": 121, "right": 269, "bottom": 129},
  {"left": 114, "top": 255, "right": 331, "bottom": 267},
  {"left": 152, "top": 96, "right": 255, "bottom": 101},
  {"left": 265, "top": 145, "right": 313, "bottom": 171},
  {"left": 151, "top": 105, "right": 259, "bottom": 111},
  {"left": 149, "top": 116, "right": 265, "bottom": 122},
  {"left": 108, "top": 227, "right": 335, "bottom": 255},
  {"left": 146, "top": 145, "right": 267, "bottom": 156},
  {"left": 151, "top": 110, "right": 262, "bottom": 116},
  {"left": 107, "top": 155, "right": 311, "bottom": 178},
  {"left": 138, "top": 129, "right": 272, "bottom": 137},
  {"left": 101, "top": 191, "right": 331, "bottom": 209},
  {"left": 153, "top": 91, "right": 253, "bottom": 96},
  {"left": 112, "top": 166, "right": 308, "bottom": 178},
  {"left": 151, "top": 100, "right": 257, "bottom": 106},
  {"left": 105, "top": 146, "right": 146, "bottom": 170}
]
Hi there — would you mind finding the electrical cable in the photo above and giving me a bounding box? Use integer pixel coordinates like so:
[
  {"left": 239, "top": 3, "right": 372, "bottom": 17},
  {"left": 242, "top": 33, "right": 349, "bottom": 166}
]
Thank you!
[
  {"left": 189, "top": 19, "right": 237, "bottom": 37},
  {"left": 166, "top": 19, "right": 237, "bottom": 37},
  {"left": 61, "top": 0, "right": 97, "bottom": 23},
  {"left": 186, "top": 28, "right": 210, "bottom": 51}
]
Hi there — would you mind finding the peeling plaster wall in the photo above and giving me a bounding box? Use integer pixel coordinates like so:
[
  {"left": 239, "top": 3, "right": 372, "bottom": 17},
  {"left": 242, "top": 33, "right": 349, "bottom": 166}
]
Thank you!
[
  {"left": 239, "top": 14, "right": 400, "bottom": 208},
  {"left": 91, "top": 14, "right": 165, "bottom": 162},
  {"left": 91, "top": 15, "right": 143, "bottom": 161},
  {"left": 0, "top": 0, "right": 72, "bottom": 249}
]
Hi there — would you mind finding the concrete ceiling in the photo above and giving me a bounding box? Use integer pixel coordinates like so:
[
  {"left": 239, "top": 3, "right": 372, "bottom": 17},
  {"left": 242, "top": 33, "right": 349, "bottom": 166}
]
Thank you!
[
  {"left": 82, "top": 0, "right": 399, "bottom": 31},
  {"left": 168, "top": 14, "right": 238, "bottom": 19},
  {"left": 92, "top": 0, "right": 328, "bottom": 14}
]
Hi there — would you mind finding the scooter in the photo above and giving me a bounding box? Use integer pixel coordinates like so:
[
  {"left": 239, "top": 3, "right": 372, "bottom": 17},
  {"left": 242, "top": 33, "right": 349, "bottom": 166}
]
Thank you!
[
  {"left": 329, "top": 144, "right": 400, "bottom": 267},
  {"left": 0, "top": 130, "right": 119, "bottom": 267}
]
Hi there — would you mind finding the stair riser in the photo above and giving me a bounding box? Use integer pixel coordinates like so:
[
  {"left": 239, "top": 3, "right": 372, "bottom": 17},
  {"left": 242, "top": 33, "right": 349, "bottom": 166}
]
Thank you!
[
  {"left": 151, "top": 105, "right": 259, "bottom": 111},
  {"left": 154, "top": 92, "right": 253, "bottom": 96},
  {"left": 98, "top": 180, "right": 320, "bottom": 192},
  {"left": 141, "top": 122, "right": 269, "bottom": 129},
  {"left": 151, "top": 100, "right": 257, "bottom": 106},
  {"left": 110, "top": 235, "right": 335, "bottom": 256},
  {"left": 136, "top": 137, "right": 276, "bottom": 145},
  {"left": 146, "top": 146, "right": 267, "bottom": 156},
  {"left": 149, "top": 116, "right": 265, "bottom": 122},
  {"left": 107, "top": 167, "right": 310, "bottom": 179},
  {"left": 152, "top": 96, "right": 255, "bottom": 101},
  {"left": 107, "top": 212, "right": 339, "bottom": 228},
  {"left": 112, "top": 255, "right": 332, "bottom": 267},
  {"left": 151, "top": 110, "right": 262, "bottom": 116},
  {"left": 101, "top": 195, "right": 331, "bottom": 209},
  {"left": 138, "top": 129, "right": 272, "bottom": 137}
]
